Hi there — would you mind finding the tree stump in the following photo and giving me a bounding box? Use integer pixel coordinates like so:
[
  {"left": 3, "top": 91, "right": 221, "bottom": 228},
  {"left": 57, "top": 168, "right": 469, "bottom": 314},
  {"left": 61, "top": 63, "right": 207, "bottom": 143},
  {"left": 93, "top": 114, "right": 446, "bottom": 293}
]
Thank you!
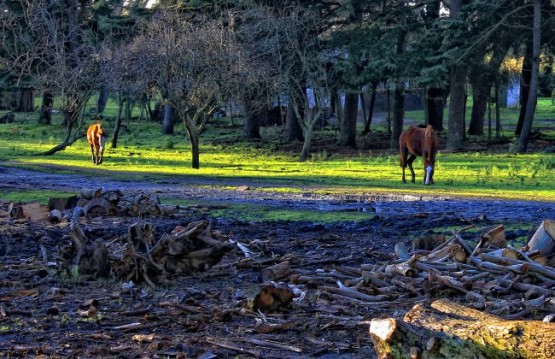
[{"left": 369, "top": 299, "right": 555, "bottom": 358}]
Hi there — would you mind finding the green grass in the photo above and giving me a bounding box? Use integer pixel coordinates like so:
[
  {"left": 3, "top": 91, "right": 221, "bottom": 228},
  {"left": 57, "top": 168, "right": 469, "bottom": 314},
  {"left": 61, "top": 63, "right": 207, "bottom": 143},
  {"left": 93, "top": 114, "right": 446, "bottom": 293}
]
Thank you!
[
  {"left": 0, "top": 189, "right": 75, "bottom": 205},
  {"left": 206, "top": 202, "right": 371, "bottom": 222},
  {"left": 1, "top": 98, "right": 554, "bottom": 203}
]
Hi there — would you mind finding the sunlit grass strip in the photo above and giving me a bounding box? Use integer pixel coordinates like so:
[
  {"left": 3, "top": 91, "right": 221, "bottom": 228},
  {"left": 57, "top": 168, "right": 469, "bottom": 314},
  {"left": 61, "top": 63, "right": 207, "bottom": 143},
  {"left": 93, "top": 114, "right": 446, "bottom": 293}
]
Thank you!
[
  {"left": 1, "top": 121, "right": 554, "bottom": 202},
  {"left": 0, "top": 189, "right": 74, "bottom": 205}
]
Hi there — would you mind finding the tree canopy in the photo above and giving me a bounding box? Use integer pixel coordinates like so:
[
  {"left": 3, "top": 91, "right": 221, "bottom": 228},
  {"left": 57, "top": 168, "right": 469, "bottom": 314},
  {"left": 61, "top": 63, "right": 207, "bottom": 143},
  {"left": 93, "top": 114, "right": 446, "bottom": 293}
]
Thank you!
[{"left": 0, "top": 0, "right": 553, "bottom": 164}]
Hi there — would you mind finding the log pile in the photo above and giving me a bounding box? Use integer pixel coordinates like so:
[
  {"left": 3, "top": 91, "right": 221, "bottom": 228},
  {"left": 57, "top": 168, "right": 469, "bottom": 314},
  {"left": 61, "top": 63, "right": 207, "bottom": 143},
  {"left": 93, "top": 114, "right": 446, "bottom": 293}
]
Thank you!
[
  {"left": 49, "top": 187, "right": 179, "bottom": 220},
  {"left": 2, "top": 188, "right": 180, "bottom": 224},
  {"left": 369, "top": 299, "right": 555, "bottom": 358},
  {"left": 276, "top": 221, "right": 555, "bottom": 358},
  {"left": 288, "top": 222, "right": 555, "bottom": 319},
  {"left": 60, "top": 207, "right": 233, "bottom": 286}
]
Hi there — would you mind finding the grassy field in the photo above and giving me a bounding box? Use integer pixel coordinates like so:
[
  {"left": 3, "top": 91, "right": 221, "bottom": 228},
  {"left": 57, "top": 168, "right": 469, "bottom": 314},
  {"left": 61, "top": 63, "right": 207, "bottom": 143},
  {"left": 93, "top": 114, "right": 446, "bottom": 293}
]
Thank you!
[{"left": 0, "top": 97, "right": 554, "bottom": 203}]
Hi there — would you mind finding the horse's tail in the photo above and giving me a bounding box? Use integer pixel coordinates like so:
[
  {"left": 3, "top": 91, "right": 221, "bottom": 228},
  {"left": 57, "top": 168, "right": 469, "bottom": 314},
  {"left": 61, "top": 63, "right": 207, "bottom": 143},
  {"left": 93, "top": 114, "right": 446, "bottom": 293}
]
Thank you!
[{"left": 399, "top": 131, "right": 407, "bottom": 167}]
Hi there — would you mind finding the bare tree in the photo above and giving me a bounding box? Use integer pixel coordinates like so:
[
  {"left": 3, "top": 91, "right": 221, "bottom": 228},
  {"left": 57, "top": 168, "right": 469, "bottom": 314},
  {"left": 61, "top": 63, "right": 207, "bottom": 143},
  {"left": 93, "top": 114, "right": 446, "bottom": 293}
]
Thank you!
[
  {"left": 278, "top": 8, "right": 330, "bottom": 162},
  {"left": 223, "top": 6, "right": 283, "bottom": 140},
  {"left": 0, "top": 0, "right": 102, "bottom": 155},
  {"left": 116, "top": 10, "right": 255, "bottom": 169}
]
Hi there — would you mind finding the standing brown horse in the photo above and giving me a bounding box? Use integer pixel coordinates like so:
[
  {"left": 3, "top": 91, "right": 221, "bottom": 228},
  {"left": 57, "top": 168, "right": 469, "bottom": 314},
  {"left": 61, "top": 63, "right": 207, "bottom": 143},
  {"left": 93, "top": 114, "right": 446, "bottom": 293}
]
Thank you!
[
  {"left": 399, "top": 125, "right": 439, "bottom": 185},
  {"left": 87, "top": 122, "right": 106, "bottom": 165}
]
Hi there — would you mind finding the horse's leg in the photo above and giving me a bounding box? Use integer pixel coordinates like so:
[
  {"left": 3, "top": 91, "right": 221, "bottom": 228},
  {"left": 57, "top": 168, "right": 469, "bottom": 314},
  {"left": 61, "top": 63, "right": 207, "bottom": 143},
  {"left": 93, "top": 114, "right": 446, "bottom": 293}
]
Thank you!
[
  {"left": 90, "top": 143, "right": 96, "bottom": 164},
  {"left": 400, "top": 146, "right": 408, "bottom": 183},
  {"left": 407, "top": 154, "right": 417, "bottom": 183},
  {"left": 98, "top": 136, "right": 105, "bottom": 164},
  {"left": 95, "top": 144, "right": 101, "bottom": 165}
]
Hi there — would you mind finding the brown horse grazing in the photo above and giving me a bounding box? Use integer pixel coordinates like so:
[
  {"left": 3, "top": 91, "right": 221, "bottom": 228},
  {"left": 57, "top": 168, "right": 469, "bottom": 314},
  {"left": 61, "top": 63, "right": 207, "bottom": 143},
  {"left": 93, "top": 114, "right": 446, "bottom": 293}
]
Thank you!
[
  {"left": 399, "top": 125, "right": 439, "bottom": 185},
  {"left": 87, "top": 123, "right": 106, "bottom": 165}
]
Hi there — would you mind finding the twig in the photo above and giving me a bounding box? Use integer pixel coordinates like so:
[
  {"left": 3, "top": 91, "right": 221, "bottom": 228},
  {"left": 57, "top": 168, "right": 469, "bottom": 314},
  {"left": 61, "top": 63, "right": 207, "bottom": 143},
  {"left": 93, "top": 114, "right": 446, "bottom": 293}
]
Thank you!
[
  {"left": 241, "top": 337, "right": 302, "bottom": 353},
  {"left": 205, "top": 337, "right": 260, "bottom": 357}
]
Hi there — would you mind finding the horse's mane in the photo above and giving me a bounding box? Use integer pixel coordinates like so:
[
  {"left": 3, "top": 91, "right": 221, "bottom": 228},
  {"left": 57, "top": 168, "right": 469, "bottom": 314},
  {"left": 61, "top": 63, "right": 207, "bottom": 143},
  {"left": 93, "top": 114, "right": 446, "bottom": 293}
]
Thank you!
[{"left": 424, "top": 125, "right": 437, "bottom": 151}]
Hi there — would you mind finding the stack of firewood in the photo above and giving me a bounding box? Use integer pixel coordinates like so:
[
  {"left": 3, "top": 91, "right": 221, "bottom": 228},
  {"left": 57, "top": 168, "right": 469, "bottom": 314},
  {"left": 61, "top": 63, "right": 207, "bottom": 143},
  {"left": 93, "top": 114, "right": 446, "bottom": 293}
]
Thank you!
[
  {"left": 365, "top": 220, "right": 555, "bottom": 358},
  {"left": 281, "top": 221, "right": 555, "bottom": 358},
  {"left": 48, "top": 187, "right": 179, "bottom": 221},
  {"left": 289, "top": 222, "right": 555, "bottom": 320}
]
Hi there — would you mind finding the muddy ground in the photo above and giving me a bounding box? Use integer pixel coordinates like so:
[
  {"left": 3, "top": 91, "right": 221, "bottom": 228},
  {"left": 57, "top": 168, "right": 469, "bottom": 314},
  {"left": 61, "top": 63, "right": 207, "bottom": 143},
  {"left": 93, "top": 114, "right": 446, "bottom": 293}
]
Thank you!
[{"left": 1, "top": 164, "right": 554, "bottom": 358}]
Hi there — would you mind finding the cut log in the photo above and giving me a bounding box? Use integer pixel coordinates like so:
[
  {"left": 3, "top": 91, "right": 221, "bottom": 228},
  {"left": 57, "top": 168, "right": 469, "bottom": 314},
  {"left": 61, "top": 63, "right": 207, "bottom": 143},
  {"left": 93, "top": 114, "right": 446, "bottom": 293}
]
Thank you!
[
  {"left": 488, "top": 247, "right": 520, "bottom": 260},
  {"left": 80, "top": 187, "right": 104, "bottom": 200},
  {"left": 83, "top": 198, "right": 113, "bottom": 217},
  {"left": 529, "top": 252, "right": 548, "bottom": 266},
  {"left": 527, "top": 220, "right": 555, "bottom": 256},
  {"left": 261, "top": 260, "right": 291, "bottom": 282},
  {"left": 369, "top": 299, "right": 555, "bottom": 358},
  {"left": 394, "top": 242, "right": 410, "bottom": 260},
  {"left": 48, "top": 196, "right": 78, "bottom": 211},
  {"left": 385, "top": 262, "right": 417, "bottom": 277},
  {"left": 252, "top": 283, "right": 295, "bottom": 313},
  {"left": 49, "top": 209, "right": 63, "bottom": 223},
  {"left": 480, "top": 224, "right": 507, "bottom": 248}
]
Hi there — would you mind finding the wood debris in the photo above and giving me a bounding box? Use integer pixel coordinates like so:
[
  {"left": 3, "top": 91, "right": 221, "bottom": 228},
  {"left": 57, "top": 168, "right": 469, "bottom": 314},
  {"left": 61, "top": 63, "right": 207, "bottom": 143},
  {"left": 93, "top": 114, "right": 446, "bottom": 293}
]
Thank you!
[
  {"left": 60, "top": 206, "right": 233, "bottom": 285},
  {"left": 289, "top": 221, "right": 555, "bottom": 322}
]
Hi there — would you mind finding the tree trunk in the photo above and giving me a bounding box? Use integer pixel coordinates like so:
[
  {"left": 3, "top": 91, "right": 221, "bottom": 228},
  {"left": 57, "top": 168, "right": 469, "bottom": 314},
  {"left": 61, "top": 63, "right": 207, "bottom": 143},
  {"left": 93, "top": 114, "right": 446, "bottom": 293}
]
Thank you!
[
  {"left": 369, "top": 299, "right": 555, "bottom": 359},
  {"left": 495, "top": 81, "right": 502, "bottom": 138},
  {"left": 426, "top": 87, "right": 448, "bottom": 131},
  {"left": 125, "top": 99, "right": 133, "bottom": 125},
  {"left": 283, "top": 99, "right": 304, "bottom": 143},
  {"left": 162, "top": 104, "right": 175, "bottom": 135},
  {"left": 517, "top": 0, "right": 541, "bottom": 153},
  {"left": 516, "top": 45, "right": 533, "bottom": 136},
  {"left": 242, "top": 89, "right": 264, "bottom": 139},
  {"left": 39, "top": 91, "right": 54, "bottom": 125},
  {"left": 338, "top": 92, "right": 358, "bottom": 147},
  {"left": 330, "top": 86, "right": 338, "bottom": 116},
  {"left": 446, "top": 0, "right": 466, "bottom": 150},
  {"left": 65, "top": 0, "right": 80, "bottom": 69},
  {"left": 243, "top": 111, "right": 263, "bottom": 139},
  {"left": 112, "top": 0, "right": 124, "bottom": 16},
  {"left": 447, "top": 66, "right": 466, "bottom": 150},
  {"left": 390, "top": 84, "right": 404, "bottom": 150},
  {"left": 96, "top": 87, "right": 109, "bottom": 115},
  {"left": 39, "top": 108, "right": 81, "bottom": 155},
  {"left": 111, "top": 94, "right": 124, "bottom": 148},
  {"left": 468, "top": 68, "right": 489, "bottom": 136},
  {"left": 146, "top": 100, "right": 154, "bottom": 122},
  {"left": 299, "top": 107, "right": 323, "bottom": 162},
  {"left": 299, "top": 126, "right": 314, "bottom": 162},
  {"left": 190, "top": 133, "right": 200, "bottom": 169},
  {"left": 17, "top": 88, "right": 34, "bottom": 112},
  {"left": 362, "top": 82, "right": 378, "bottom": 135}
]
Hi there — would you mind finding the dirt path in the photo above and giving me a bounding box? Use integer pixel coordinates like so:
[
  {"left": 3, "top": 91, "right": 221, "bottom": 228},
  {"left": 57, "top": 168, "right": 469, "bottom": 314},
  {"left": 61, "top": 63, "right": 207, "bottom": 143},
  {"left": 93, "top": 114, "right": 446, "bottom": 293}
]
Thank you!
[{"left": 1, "top": 163, "right": 554, "bottom": 224}]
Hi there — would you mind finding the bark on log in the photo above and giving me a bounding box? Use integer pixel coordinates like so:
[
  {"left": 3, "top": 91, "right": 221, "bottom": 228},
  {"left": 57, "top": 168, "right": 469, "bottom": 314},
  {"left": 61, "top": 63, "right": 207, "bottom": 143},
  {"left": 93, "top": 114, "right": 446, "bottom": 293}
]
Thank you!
[
  {"left": 369, "top": 299, "right": 555, "bottom": 358},
  {"left": 527, "top": 220, "right": 555, "bottom": 256},
  {"left": 83, "top": 198, "right": 113, "bottom": 217},
  {"left": 480, "top": 224, "right": 507, "bottom": 248},
  {"left": 488, "top": 247, "right": 520, "bottom": 260},
  {"left": 80, "top": 188, "right": 104, "bottom": 200},
  {"left": 261, "top": 260, "right": 291, "bottom": 282}
]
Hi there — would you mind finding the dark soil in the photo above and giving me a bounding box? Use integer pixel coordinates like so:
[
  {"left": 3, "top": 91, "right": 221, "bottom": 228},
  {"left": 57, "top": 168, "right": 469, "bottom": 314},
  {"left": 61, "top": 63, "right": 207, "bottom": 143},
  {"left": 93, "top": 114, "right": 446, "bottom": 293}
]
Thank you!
[{"left": 0, "top": 164, "right": 554, "bottom": 358}]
